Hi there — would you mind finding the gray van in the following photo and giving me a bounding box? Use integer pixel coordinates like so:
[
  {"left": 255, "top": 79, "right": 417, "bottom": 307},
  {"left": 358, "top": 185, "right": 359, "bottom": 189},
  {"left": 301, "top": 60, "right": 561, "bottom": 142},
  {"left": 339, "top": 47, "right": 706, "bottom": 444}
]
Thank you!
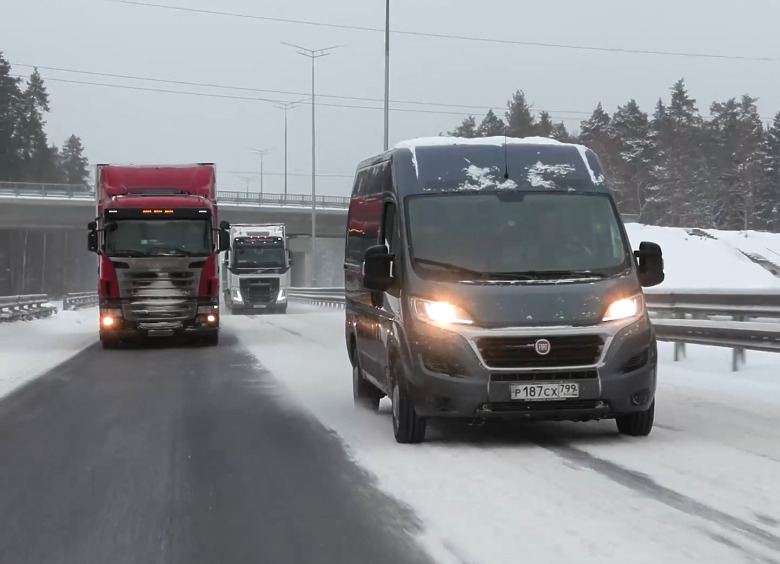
[{"left": 344, "top": 137, "right": 664, "bottom": 444}]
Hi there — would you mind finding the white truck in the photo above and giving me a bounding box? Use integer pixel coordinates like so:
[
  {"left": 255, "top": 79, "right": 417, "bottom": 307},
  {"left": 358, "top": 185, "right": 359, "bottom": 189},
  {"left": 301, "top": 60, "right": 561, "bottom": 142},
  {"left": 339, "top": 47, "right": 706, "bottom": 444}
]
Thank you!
[{"left": 221, "top": 223, "right": 291, "bottom": 314}]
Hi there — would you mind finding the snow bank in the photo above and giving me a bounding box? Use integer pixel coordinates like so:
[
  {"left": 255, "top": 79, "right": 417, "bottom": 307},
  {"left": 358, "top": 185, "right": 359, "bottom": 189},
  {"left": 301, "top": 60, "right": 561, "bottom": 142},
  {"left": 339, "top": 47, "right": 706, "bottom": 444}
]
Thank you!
[
  {"left": 624, "top": 224, "right": 780, "bottom": 289},
  {"left": 0, "top": 305, "right": 97, "bottom": 400}
]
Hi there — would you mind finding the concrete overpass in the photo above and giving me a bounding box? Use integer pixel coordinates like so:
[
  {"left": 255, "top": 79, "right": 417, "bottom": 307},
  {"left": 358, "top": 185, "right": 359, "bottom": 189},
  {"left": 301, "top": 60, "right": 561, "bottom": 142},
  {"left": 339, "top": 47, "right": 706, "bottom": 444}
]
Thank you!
[
  {"left": 0, "top": 182, "right": 349, "bottom": 236},
  {"left": 0, "top": 182, "right": 350, "bottom": 294}
]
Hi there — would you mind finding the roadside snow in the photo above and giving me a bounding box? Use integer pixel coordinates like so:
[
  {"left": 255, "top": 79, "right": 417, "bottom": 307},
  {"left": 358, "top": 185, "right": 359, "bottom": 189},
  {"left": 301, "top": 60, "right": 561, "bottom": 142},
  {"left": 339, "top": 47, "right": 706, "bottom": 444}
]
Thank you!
[
  {"left": 624, "top": 223, "right": 780, "bottom": 289},
  {"left": 0, "top": 304, "right": 97, "bottom": 400}
]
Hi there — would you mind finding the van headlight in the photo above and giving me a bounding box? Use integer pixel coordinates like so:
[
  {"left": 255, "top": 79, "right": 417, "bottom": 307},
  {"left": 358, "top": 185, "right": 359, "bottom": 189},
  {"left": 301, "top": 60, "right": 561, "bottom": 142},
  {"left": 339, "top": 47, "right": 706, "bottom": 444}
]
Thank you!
[
  {"left": 602, "top": 295, "right": 644, "bottom": 322},
  {"left": 411, "top": 298, "right": 474, "bottom": 326}
]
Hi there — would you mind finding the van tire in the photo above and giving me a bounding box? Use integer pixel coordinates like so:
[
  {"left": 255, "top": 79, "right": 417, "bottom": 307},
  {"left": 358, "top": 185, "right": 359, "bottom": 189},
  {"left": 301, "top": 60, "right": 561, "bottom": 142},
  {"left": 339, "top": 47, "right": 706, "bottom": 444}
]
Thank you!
[
  {"left": 391, "top": 379, "right": 427, "bottom": 444},
  {"left": 101, "top": 338, "right": 119, "bottom": 350},
  {"left": 616, "top": 400, "right": 654, "bottom": 437},
  {"left": 352, "top": 357, "right": 381, "bottom": 411}
]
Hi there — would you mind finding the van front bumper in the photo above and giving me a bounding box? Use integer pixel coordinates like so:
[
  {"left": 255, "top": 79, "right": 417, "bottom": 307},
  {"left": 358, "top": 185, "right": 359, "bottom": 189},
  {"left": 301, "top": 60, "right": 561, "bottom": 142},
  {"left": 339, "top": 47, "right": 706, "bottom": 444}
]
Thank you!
[{"left": 404, "top": 316, "right": 657, "bottom": 421}]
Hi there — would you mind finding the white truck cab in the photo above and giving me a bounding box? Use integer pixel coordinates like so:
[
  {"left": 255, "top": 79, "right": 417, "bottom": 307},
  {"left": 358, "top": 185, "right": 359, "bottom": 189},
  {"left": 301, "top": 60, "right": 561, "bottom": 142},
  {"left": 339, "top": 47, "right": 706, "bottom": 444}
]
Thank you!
[{"left": 221, "top": 223, "right": 291, "bottom": 314}]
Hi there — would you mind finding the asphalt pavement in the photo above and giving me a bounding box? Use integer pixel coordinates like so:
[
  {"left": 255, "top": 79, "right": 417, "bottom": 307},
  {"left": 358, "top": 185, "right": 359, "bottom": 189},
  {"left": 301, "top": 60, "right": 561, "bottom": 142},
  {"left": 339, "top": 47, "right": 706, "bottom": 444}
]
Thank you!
[{"left": 0, "top": 331, "right": 435, "bottom": 564}]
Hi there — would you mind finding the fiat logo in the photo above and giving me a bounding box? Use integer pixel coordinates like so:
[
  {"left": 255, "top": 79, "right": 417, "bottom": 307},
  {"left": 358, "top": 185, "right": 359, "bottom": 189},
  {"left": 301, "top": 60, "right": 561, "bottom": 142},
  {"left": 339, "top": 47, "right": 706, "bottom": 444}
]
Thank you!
[{"left": 534, "top": 339, "right": 551, "bottom": 355}]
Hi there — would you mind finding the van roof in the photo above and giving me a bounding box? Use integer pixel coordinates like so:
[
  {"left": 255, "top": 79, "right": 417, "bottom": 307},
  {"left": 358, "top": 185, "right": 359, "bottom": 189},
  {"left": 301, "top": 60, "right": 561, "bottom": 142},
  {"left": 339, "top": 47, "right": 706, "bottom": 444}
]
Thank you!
[{"left": 356, "top": 136, "right": 612, "bottom": 197}]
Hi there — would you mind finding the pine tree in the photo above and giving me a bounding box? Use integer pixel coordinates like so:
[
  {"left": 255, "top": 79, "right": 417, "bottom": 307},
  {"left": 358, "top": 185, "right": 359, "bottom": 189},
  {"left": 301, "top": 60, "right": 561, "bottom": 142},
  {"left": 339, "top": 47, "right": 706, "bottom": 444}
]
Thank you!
[
  {"left": 61, "top": 134, "right": 89, "bottom": 184},
  {"left": 477, "top": 109, "right": 505, "bottom": 137},
  {"left": 449, "top": 115, "right": 478, "bottom": 138},
  {"left": 0, "top": 52, "right": 22, "bottom": 180},
  {"left": 611, "top": 99, "right": 656, "bottom": 221},
  {"left": 653, "top": 79, "right": 711, "bottom": 227},
  {"left": 16, "top": 68, "right": 54, "bottom": 181},
  {"left": 551, "top": 122, "right": 574, "bottom": 143},
  {"left": 504, "top": 90, "right": 537, "bottom": 137},
  {"left": 536, "top": 111, "right": 554, "bottom": 138},
  {"left": 765, "top": 112, "right": 780, "bottom": 231},
  {"left": 579, "top": 103, "right": 621, "bottom": 201}
]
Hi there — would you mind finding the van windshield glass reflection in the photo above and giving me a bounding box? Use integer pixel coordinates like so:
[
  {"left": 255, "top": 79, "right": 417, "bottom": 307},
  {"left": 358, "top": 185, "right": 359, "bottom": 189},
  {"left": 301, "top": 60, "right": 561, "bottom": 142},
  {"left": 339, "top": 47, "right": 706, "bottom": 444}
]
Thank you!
[{"left": 406, "top": 192, "right": 629, "bottom": 279}]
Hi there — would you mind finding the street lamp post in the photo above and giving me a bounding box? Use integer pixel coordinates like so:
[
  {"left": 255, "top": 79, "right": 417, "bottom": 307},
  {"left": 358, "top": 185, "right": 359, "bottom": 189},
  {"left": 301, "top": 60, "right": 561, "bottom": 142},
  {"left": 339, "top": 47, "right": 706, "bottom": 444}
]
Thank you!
[
  {"left": 384, "top": 0, "right": 390, "bottom": 151},
  {"left": 274, "top": 99, "right": 308, "bottom": 201},
  {"left": 249, "top": 147, "right": 272, "bottom": 199},
  {"left": 282, "top": 41, "right": 341, "bottom": 287}
]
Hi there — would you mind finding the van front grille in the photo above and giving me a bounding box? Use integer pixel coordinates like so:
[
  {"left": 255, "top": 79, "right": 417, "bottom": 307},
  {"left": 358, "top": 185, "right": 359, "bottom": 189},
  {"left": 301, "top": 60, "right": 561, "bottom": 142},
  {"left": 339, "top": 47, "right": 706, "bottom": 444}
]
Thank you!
[{"left": 476, "top": 335, "right": 604, "bottom": 369}]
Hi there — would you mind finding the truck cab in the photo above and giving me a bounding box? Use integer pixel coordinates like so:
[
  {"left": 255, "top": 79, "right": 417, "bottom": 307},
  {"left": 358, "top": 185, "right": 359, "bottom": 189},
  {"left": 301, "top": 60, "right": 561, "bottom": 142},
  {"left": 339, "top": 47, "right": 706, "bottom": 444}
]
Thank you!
[
  {"left": 87, "top": 163, "right": 230, "bottom": 348},
  {"left": 221, "top": 223, "right": 291, "bottom": 314}
]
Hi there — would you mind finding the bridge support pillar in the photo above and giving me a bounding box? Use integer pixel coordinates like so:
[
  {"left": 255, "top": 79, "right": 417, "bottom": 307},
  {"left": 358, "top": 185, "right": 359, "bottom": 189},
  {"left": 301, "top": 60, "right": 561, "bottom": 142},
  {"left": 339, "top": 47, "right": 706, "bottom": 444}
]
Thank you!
[{"left": 288, "top": 236, "right": 345, "bottom": 288}]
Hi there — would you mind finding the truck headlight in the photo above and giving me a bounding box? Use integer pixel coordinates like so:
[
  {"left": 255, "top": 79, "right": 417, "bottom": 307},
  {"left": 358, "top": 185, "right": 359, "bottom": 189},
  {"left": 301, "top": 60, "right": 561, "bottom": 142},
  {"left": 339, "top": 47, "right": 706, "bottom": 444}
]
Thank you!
[
  {"left": 602, "top": 295, "right": 644, "bottom": 322},
  {"left": 100, "top": 308, "right": 122, "bottom": 328},
  {"left": 231, "top": 289, "right": 243, "bottom": 303},
  {"left": 278, "top": 288, "right": 287, "bottom": 302}
]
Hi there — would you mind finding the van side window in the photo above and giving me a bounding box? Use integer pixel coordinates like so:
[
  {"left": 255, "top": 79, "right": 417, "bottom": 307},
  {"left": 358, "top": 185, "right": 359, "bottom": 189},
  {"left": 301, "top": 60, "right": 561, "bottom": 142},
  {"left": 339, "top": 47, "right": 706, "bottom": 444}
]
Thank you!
[
  {"left": 345, "top": 166, "right": 384, "bottom": 265},
  {"left": 382, "top": 202, "right": 397, "bottom": 252}
]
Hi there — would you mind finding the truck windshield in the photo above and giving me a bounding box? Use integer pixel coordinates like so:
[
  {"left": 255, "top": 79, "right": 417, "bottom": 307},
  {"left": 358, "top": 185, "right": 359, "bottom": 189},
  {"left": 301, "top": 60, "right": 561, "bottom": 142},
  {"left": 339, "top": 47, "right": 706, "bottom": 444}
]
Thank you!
[
  {"left": 232, "top": 244, "right": 286, "bottom": 268},
  {"left": 103, "top": 219, "right": 212, "bottom": 257},
  {"left": 406, "top": 192, "right": 630, "bottom": 280}
]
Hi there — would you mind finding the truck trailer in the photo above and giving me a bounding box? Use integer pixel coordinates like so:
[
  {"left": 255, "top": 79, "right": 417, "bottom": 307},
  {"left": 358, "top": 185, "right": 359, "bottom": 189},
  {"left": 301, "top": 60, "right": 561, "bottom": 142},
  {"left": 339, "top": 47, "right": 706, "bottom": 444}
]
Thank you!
[
  {"left": 221, "top": 223, "right": 291, "bottom": 314},
  {"left": 87, "top": 163, "right": 230, "bottom": 348}
]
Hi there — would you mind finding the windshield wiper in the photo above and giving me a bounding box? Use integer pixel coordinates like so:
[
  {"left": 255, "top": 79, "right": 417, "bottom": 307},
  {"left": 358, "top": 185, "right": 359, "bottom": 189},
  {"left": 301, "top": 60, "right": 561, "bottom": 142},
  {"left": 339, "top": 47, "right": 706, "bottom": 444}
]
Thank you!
[
  {"left": 496, "top": 269, "right": 608, "bottom": 280},
  {"left": 156, "top": 248, "right": 206, "bottom": 257},
  {"left": 413, "top": 258, "right": 486, "bottom": 278}
]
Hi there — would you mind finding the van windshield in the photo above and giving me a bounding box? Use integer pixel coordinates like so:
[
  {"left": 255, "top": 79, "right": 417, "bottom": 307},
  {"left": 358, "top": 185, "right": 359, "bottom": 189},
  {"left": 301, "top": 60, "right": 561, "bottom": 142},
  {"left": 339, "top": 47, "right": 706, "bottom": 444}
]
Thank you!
[{"left": 405, "top": 192, "right": 630, "bottom": 279}]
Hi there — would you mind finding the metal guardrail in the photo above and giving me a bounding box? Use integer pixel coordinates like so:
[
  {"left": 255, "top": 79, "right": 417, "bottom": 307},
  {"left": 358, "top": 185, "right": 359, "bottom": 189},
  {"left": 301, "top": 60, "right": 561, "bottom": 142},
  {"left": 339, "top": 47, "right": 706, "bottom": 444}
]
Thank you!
[
  {"left": 0, "top": 294, "right": 57, "bottom": 322},
  {"left": 288, "top": 287, "right": 780, "bottom": 371},
  {"left": 287, "top": 288, "right": 345, "bottom": 309},
  {"left": 0, "top": 181, "right": 350, "bottom": 209},
  {"left": 63, "top": 292, "right": 99, "bottom": 310}
]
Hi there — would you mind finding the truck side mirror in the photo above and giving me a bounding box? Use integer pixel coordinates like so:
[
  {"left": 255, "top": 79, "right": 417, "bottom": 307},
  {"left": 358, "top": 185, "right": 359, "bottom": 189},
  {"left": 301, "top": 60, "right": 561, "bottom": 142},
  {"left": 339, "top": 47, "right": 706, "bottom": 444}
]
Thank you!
[
  {"left": 87, "top": 220, "right": 97, "bottom": 231},
  {"left": 220, "top": 220, "right": 230, "bottom": 230},
  {"left": 634, "top": 241, "right": 664, "bottom": 288},
  {"left": 87, "top": 230, "right": 99, "bottom": 253},
  {"left": 218, "top": 230, "right": 230, "bottom": 252},
  {"left": 362, "top": 244, "right": 394, "bottom": 291}
]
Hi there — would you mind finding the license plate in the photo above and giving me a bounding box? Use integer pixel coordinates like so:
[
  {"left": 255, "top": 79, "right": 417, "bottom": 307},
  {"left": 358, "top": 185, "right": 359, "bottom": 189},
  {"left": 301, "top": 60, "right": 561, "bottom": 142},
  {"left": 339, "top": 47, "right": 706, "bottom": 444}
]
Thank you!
[
  {"left": 253, "top": 304, "right": 267, "bottom": 309},
  {"left": 148, "top": 329, "right": 174, "bottom": 337},
  {"left": 510, "top": 382, "right": 579, "bottom": 401}
]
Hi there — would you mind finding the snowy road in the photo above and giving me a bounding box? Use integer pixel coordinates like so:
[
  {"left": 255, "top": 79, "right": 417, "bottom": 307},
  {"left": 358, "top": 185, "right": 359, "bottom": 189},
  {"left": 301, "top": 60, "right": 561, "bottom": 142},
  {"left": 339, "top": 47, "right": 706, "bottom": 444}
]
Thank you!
[
  {"left": 0, "top": 302, "right": 779, "bottom": 563},
  {"left": 229, "top": 303, "right": 780, "bottom": 564},
  {"left": 0, "top": 310, "right": 434, "bottom": 564}
]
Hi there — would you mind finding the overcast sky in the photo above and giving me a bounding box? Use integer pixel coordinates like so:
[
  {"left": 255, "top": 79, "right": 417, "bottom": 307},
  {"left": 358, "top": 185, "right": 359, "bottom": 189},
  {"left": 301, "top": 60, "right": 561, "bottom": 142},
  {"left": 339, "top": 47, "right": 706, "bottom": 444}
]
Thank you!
[{"left": 4, "top": 0, "right": 780, "bottom": 197}]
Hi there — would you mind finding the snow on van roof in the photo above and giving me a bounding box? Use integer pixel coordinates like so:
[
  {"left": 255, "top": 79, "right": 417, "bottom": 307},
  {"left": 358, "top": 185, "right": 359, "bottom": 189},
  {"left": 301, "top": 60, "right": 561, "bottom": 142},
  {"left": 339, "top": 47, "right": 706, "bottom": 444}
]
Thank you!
[{"left": 393, "top": 136, "right": 604, "bottom": 185}]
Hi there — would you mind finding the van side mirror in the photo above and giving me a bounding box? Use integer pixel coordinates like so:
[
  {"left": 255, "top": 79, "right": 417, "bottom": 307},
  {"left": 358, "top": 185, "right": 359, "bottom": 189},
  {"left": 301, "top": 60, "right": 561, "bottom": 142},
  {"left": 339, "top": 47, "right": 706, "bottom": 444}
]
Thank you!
[
  {"left": 362, "top": 244, "right": 394, "bottom": 291},
  {"left": 634, "top": 241, "right": 664, "bottom": 288},
  {"left": 87, "top": 230, "right": 99, "bottom": 253}
]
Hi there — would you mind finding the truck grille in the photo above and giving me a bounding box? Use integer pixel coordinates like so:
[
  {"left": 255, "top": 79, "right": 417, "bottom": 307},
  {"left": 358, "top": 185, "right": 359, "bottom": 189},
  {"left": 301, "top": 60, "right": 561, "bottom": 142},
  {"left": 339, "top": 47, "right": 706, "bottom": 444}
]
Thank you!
[
  {"left": 475, "top": 335, "right": 604, "bottom": 369},
  {"left": 116, "top": 266, "right": 200, "bottom": 322},
  {"left": 240, "top": 278, "right": 279, "bottom": 304}
]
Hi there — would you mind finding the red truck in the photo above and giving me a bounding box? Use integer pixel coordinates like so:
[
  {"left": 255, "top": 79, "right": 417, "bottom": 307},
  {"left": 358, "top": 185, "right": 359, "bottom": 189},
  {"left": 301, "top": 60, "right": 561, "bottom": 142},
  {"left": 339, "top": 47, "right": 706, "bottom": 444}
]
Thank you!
[{"left": 87, "top": 163, "right": 230, "bottom": 348}]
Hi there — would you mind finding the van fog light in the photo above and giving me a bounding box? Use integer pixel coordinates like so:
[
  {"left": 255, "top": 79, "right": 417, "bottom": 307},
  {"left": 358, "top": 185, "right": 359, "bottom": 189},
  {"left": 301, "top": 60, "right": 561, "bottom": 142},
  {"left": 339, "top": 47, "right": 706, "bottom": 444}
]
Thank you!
[{"left": 631, "top": 389, "right": 650, "bottom": 406}]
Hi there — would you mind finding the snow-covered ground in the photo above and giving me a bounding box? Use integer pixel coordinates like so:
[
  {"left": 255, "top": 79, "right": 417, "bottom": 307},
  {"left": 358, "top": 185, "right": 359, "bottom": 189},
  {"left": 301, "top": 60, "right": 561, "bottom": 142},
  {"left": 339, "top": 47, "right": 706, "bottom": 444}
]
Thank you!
[
  {"left": 228, "top": 304, "right": 780, "bottom": 564},
  {"left": 0, "top": 303, "right": 97, "bottom": 400},
  {"left": 625, "top": 223, "right": 780, "bottom": 289}
]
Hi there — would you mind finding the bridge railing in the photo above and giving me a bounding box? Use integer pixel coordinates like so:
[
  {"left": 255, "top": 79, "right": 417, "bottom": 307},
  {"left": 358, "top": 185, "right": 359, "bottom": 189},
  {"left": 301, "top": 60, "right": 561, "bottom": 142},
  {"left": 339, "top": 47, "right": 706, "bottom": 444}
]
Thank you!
[
  {"left": 63, "top": 292, "right": 99, "bottom": 311},
  {"left": 0, "top": 294, "right": 57, "bottom": 322},
  {"left": 0, "top": 181, "right": 350, "bottom": 209},
  {"left": 288, "top": 287, "right": 780, "bottom": 371}
]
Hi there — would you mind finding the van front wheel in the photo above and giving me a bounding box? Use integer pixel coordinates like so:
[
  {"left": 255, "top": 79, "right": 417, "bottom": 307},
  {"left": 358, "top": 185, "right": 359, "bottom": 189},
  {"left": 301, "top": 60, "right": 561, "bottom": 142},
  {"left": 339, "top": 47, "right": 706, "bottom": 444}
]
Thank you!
[
  {"left": 391, "top": 381, "right": 427, "bottom": 444},
  {"left": 616, "top": 400, "right": 655, "bottom": 437},
  {"left": 353, "top": 361, "right": 381, "bottom": 411}
]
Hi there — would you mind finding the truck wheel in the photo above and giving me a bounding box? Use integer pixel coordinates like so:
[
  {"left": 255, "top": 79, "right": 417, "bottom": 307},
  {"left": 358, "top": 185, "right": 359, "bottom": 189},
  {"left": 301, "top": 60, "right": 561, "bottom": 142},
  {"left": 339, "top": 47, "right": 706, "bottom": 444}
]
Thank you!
[
  {"left": 203, "top": 333, "right": 219, "bottom": 346},
  {"left": 101, "top": 339, "right": 119, "bottom": 350},
  {"left": 391, "top": 378, "right": 427, "bottom": 444},
  {"left": 352, "top": 356, "right": 381, "bottom": 411},
  {"left": 276, "top": 304, "right": 288, "bottom": 314},
  {"left": 616, "top": 400, "right": 655, "bottom": 437}
]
